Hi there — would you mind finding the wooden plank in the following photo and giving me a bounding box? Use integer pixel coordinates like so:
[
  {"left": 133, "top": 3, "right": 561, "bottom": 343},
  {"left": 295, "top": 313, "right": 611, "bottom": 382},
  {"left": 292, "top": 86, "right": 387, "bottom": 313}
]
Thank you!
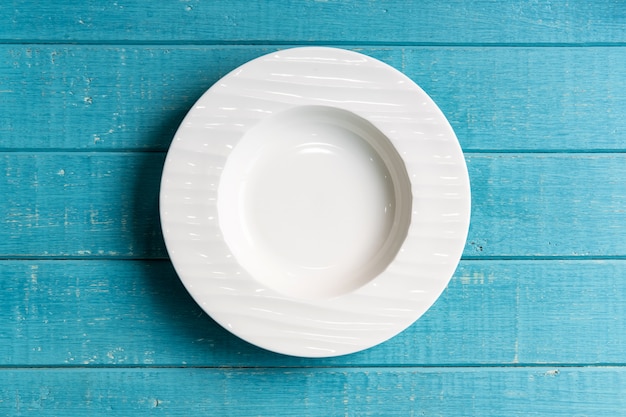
[
  {"left": 1, "top": 367, "right": 624, "bottom": 416},
  {"left": 1, "top": 259, "right": 624, "bottom": 366},
  {"left": 404, "top": 47, "right": 626, "bottom": 152},
  {"left": 0, "top": 46, "right": 271, "bottom": 151},
  {"left": 1, "top": 1, "right": 625, "bottom": 44},
  {"left": 466, "top": 153, "right": 626, "bottom": 257},
  {"left": 2, "top": 153, "right": 626, "bottom": 258},
  {"left": 2, "top": 45, "right": 626, "bottom": 151},
  {"left": 0, "top": 152, "right": 166, "bottom": 258}
]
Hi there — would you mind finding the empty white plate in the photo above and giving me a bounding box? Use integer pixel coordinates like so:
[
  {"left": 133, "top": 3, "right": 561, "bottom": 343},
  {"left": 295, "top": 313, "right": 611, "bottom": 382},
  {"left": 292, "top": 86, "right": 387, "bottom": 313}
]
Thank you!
[{"left": 160, "top": 47, "right": 470, "bottom": 357}]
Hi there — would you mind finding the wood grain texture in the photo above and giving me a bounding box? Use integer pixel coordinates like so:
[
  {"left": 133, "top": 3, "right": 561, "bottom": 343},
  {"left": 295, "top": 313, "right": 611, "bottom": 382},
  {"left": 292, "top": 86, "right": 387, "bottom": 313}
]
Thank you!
[
  {"left": 0, "top": 152, "right": 165, "bottom": 257},
  {"left": 467, "top": 154, "right": 626, "bottom": 257},
  {"left": 1, "top": 259, "right": 624, "bottom": 366},
  {"left": 2, "top": 0, "right": 625, "bottom": 44},
  {"left": 2, "top": 153, "right": 626, "bottom": 258},
  {"left": 2, "top": 46, "right": 626, "bottom": 151},
  {"left": 2, "top": 1, "right": 626, "bottom": 414},
  {"left": 1, "top": 367, "right": 625, "bottom": 416}
]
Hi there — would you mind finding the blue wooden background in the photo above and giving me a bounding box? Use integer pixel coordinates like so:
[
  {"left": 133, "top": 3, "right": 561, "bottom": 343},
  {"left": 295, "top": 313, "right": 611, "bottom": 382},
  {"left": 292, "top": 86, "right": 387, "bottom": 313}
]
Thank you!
[{"left": 1, "top": 1, "right": 626, "bottom": 415}]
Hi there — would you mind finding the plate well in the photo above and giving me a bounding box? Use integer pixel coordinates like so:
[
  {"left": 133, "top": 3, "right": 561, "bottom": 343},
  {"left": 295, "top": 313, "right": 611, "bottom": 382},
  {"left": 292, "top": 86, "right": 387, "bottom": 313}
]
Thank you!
[{"left": 217, "top": 105, "right": 412, "bottom": 300}]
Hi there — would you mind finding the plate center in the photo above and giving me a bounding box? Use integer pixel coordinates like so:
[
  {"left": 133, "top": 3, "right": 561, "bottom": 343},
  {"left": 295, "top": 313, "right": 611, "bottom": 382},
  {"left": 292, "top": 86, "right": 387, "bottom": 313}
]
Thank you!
[{"left": 218, "top": 106, "right": 411, "bottom": 299}]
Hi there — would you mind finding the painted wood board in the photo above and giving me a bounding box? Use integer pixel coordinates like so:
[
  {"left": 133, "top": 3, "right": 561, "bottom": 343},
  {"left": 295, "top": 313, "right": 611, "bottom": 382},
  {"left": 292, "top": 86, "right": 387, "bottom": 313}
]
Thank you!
[
  {"left": 2, "top": 0, "right": 625, "bottom": 44},
  {"left": 2, "top": 45, "right": 626, "bottom": 151},
  {"left": 1, "top": 259, "right": 624, "bottom": 366},
  {"left": 1, "top": 367, "right": 625, "bottom": 416},
  {"left": 2, "top": 1, "right": 625, "bottom": 414},
  {"left": 1, "top": 153, "right": 625, "bottom": 258},
  {"left": 0, "top": 152, "right": 166, "bottom": 258}
]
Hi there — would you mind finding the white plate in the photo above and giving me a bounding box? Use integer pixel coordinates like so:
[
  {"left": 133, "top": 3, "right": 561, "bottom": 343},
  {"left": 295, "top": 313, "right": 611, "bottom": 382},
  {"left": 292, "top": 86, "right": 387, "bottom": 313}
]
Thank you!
[{"left": 160, "top": 47, "right": 470, "bottom": 357}]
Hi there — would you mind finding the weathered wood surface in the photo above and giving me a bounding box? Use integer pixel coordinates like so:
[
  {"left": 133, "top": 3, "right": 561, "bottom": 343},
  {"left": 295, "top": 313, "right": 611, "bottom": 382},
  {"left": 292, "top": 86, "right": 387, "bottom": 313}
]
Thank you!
[
  {"left": 2, "top": 367, "right": 625, "bottom": 416},
  {"left": 1, "top": 153, "right": 625, "bottom": 258},
  {"left": 2, "top": 0, "right": 625, "bottom": 44},
  {"left": 2, "top": 0, "right": 625, "bottom": 415},
  {"left": 2, "top": 46, "right": 626, "bottom": 151},
  {"left": 0, "top": 260, "right": 624, "bottom": 367}
]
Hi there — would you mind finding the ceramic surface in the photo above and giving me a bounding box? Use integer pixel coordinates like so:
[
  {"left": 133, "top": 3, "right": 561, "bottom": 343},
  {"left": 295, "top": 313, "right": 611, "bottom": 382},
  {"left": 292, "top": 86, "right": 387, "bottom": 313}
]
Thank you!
[{"left": 160, "top": 47, "right": 470, "bottom": 357}]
